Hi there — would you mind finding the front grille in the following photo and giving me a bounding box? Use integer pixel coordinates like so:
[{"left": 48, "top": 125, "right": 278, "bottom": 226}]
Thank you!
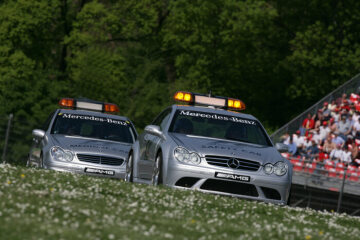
[
  {"left": 200, "top": 179, "right": 258, "bottom": 197},
  {"left": 205, "top": 155, "right": 260, "bottom": 171},
  {"left": 77, "top": 154, "right": 124, "bottom": 166}
]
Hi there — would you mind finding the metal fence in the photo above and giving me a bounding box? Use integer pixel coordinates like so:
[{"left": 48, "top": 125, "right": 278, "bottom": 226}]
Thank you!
[
  {"left": 1, "top": 114, "right": 34, "bottom": 165},
  {"left": 270, "top": 73, "right": 360, "bottom": 143},
  {"left": 288, "top": 156, "right": 360, "bottom": 215}
]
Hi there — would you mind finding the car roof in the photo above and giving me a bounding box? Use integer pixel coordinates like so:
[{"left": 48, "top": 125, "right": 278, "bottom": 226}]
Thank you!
[
  {"left": 172, "top": 105, "right": 258, "bottom": 121},
  {"left": 58, "top": 109, "right": 130, "bottom": 121}
]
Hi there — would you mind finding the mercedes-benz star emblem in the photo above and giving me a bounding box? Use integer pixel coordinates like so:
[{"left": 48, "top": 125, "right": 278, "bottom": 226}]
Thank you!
[{"left": 227, "top": 158, "right": 240, "bottom": 169}]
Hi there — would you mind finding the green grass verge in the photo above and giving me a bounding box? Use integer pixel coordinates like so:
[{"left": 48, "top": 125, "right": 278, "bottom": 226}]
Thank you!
[{"left": 0, "top": 164, "right": 359, "bottom": 240}]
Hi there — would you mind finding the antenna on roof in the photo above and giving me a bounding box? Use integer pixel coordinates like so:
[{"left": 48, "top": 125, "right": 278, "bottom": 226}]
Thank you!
[{"left": 208, "top": 90, "right": 212, "bottom": 97}]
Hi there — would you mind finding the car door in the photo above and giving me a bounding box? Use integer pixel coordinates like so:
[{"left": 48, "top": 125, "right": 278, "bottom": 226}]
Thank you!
[{"left": 137, "top": 108, "right": 172, "bottom": 180}]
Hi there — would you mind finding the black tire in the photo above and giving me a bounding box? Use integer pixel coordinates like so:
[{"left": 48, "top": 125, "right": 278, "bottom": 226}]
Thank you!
[
  {"left": 38, "top": 153, "right": 44, "bottom": 168},
  {"left": 26, "top": 155, "right": 31, "bottom": 167},
  {"left": 287, "top": 185, "right": 293, "bottom": 205},
  {"left": 125, "top": 153, "right": 133, "bottom": 182},
  {"left": 152, "top": 152, "right": 163, "bottom": 186}
]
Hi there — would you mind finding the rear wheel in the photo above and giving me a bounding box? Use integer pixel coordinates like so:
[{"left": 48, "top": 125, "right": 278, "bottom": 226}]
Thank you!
[
  {"left": 152, "top": 153, "right": 163, "bottom": 186},
  {"left": 125, "top": 153, "right": 133, "bottom": 182}
]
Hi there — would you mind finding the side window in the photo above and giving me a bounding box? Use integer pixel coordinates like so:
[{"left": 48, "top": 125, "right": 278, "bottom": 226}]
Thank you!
[
  {"left": 42, "top": 110, "right": 56, "bottom": 130},
  {"left": 152, "top": 108, "right": 172, "bottom": 130}
]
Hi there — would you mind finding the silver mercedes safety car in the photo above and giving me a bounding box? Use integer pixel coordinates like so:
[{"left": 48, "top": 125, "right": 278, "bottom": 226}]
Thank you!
[
  {"left": 27, "top": 98, "right": 137, "bottom": 179},
  {"left": 125, "top": 91, "right": 291, "bottom": 204}
]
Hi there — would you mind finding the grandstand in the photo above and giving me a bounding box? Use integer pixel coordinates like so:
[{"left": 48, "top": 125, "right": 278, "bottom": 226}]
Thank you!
[{"left": 271, "top": 73, "right": 360, "bottom": 215}]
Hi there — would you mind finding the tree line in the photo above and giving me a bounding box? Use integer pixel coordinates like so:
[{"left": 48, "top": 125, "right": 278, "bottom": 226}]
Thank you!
[{"left": 1, "top": 0, "right": 360, "bottom": 164}]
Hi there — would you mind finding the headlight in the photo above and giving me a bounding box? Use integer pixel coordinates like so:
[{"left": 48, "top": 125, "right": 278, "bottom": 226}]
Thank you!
[
  {"left": 50, "top": 146, "right": 74, "bottom": 162},
  {"left": 263, "top": 162, "right": 288, "bottom": 176},
  {"left": 263, "top": 163, "right": 274, "bottom": 174},
  {"left": 174, "top": 147, "right": 201, "bottom": 165},
  {"left": 273, "top": 161, "right": 288, "bottom": 176}
]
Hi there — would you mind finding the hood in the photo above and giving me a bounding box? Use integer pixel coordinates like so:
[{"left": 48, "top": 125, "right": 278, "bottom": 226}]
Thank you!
[
  {"left": 50, "top": 134, "right": 131, "bottom": 158},
  {"left": 169, "top": 133, "right": 282, "bottom": 164}
]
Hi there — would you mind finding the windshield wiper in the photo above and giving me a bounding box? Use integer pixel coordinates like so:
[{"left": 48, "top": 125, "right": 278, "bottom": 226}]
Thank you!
[{"left": 226, "top": 137, "right": 253, "bottom": 144}]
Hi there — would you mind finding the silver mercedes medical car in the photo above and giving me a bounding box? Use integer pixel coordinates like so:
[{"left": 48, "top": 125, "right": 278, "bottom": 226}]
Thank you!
[
  {"left": 125, "top": 91, "right": 291, "bottom": 204},
  {"left": 27, "top": 98, "right": 137, "bottom": 179}
]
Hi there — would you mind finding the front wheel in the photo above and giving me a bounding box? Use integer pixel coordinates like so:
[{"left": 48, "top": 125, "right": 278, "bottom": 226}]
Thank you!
[
  {"left": 26, "top": 155, "right": 31, "bottom": 167},
  {"left": 125, "top": 153, "right": 133, "bottom": 182},
  {"left": 38, "top": 153, "right": 44, "bottom": 168},
  {"left": 152, "top": 153, "right": 163, "bottom": 186}
]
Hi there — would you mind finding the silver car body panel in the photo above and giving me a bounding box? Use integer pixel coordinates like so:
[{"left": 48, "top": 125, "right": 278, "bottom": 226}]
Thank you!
[
  {"left": 131, "top": 105, "right": 292, "bottom": 204},
  {"left": 28, "top": 109, "right": 137, "bottom": 179}
]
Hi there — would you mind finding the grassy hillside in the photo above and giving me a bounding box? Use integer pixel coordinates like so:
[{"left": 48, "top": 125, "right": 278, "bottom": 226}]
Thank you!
[{"left": 0, "top": 164, "right": 359, "bottom": 240}]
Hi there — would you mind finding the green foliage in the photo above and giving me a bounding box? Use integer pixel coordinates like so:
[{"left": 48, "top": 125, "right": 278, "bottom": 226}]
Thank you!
[{"left": 2, "top": 0, "right": 360, "bottom": 163}]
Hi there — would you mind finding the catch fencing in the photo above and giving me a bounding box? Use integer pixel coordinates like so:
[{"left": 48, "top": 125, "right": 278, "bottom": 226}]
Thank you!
[
  {"left": 270, "top": 73, "right": 360, "bottom": 143},
  {"left": 1, "top": 114, "right": 33, "bottom": 165},
  {"left": 287, "top": 156, "right": 360, "bottom": 215}
]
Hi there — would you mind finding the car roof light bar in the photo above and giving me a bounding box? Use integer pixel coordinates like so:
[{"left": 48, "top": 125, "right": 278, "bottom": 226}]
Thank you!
[
  {"left": 58, "top": 98, "right": 120, "bottom": 113},
  {"left": 173, "top": 91, "right": 246, "bottom": 111}
]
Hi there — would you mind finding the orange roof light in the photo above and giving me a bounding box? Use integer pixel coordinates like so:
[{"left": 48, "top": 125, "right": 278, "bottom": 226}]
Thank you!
[
  {"left": 174, "top": 91, "right": 193, "bottom": 103},
  {"left": 227, "top": 98, "right": 246, "bottom": 110},
  {"left": 59, "top": 98, "right": 74, "bottom": 108},
  {"left": 104, "top": 103, "right": 120, "bottom": 113},
  {"left": 174, "top": 91, "right": 246, "bottom": 111}
]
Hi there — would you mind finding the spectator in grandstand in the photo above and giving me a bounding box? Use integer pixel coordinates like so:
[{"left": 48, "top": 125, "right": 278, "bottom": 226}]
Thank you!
[
  {"left": 332, "top": 131, "right": 345, "bottom": 147},
  {"left": 350, "top": 142, "right": 358, "bottom": 160},
  {"left": 331, "top": 108, "right": 341, "bottom": 123},
  {"left": 280, "top": 132, "right": 290, "bottom": 144},
  {"left": 300, "top": 113, "right": 315, "bottom": 136},
  {"left": 352, "top": 110, "right": 360, "bottom": 123},
  {"left": 337, "top": 114, "right": 352, "bottom": 140},
  {"left": 329, "top": 117, "right": 337, "bottom": 132},
  {"left": 314, "top": 110, "right": 324, "bottom": 129},
  {"left": 347, "top": 112, "right": 355, "bottom": 127},
  {"left": 318, "top": 146, "right": 329, "bottom": 162},
  {"left": 287, "top": 136, "right": 297, "bottom": 156},
  {"left": 306, "top": 140, "right": 319, "bottom": 161},
  {"left": 303, "top": 135, "right": 313, "bottom": 148},
  {"left": 328, "top": 100, "right": 337, "bottom": 111},
  {"left": 296, "top": 131, "right": 309, "bottom": 147},
  {"left": 341, "top": 146, "right": 352, "bottom": 165},
  {"left": 336, "top": 93, "right": 347, "bottom": 106},
  {"left": 323, "top": 135, "right": 336, "bottom": 153},
  {"left": 311, "top": 128, "right": 322, "bottom": 144},
  {"left": 297, "top": 144, "right": 307, "bottom": 158},
  {"left": 354, "top": 118, "right": 360, "bottom": 139},
  {"left": 322, "top": 103, "right": 332, "bottom": 121},
  {"left": 330, "top": 143, "right": 344, "bottom": 163},
  {"left": 341, "top": 99, "right": 351, "bottom": 112},
  {"left": 319, "top": 121, "right": 331, "bottom": 141}
]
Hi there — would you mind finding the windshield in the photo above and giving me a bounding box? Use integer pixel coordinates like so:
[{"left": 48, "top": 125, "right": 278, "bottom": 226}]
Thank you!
[
  {"left": 51, "top": 112, "right": 135, "bottom": 144},
  {"left": 169, "top": 110, "right": 272, "bottom": 146}
]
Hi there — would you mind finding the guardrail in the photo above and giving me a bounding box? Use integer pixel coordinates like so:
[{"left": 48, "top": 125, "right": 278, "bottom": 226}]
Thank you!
[{"left": 286, "top": 155, "right": 360, "bottom": 213}]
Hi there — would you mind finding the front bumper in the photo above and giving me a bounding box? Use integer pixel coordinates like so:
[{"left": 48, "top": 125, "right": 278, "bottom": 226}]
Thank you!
[
  {"left": 43, "top": 157, "right": 125, "bottom": 179},
  {"left": 166, "top": 163, "right": 291, "bottom": 204}
]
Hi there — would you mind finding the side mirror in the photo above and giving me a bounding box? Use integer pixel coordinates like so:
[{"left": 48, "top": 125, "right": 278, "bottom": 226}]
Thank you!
[
  {"left": 32, "top": 129, "right": 45, "bottom": 139},
  {"left": 144, "top": 125, "right": 164, "bottom": 138},
  {"left": 275, "top": 143, "right": 289, "bottom": 153}
]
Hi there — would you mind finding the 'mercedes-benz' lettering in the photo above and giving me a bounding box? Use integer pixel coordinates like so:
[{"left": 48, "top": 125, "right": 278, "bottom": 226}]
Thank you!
[
  {"left": 62, "top": 113, "right": 127, "bottom": 126},
  {"left": 179, "top": 110, "right": 256, "bottom": 125}
]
